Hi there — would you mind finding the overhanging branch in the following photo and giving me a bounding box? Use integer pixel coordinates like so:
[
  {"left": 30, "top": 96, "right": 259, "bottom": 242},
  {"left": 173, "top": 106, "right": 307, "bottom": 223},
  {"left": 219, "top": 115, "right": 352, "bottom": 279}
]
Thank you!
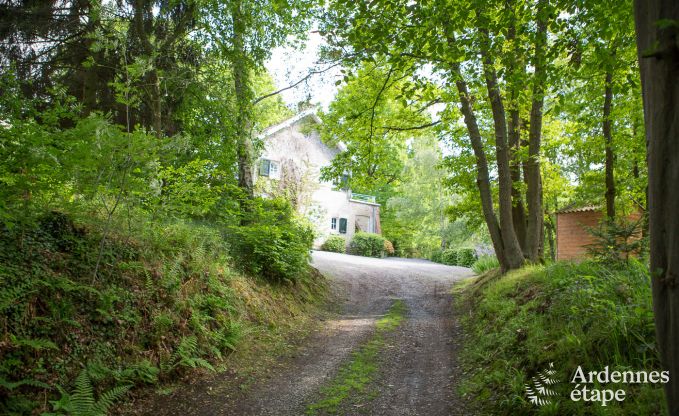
[{"left": 253, "top": 62, "right": 342, "bottom": 105}]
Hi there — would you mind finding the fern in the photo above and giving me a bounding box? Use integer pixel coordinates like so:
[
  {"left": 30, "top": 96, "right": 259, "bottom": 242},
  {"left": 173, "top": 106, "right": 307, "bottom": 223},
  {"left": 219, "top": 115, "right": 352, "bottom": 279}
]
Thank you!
[
  {"left": 0, "top": 278, "right": 34, "bottom": 312},
  {"left": 50, "top": 370, "right": 131, "bottom": 416},
  {"left": 10, "top": 335, "right": 58, "bottom": 350},
  {"left": 164, "top": 336, "right": 215, "bottom": 372},
  {"left": 0, "top": 376, "right": 49, "bottom": 390}
]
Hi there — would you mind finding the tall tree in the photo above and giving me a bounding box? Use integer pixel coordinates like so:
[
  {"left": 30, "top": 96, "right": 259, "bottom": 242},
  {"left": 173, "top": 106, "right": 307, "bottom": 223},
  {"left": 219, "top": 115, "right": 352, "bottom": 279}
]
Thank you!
[
  {"left": 634, "top": 0, "right": 679, "bottom": 412},
  {"left": 205, "top": 0, "right": 315, "bottom": 195},
  {"left": 321, "top": 0, "right": 562, "bottom": 270}
]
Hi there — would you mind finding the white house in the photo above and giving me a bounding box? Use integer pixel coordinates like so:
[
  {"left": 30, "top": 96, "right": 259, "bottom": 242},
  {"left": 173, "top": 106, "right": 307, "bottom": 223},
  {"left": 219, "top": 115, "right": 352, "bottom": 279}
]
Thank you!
[{"left": 257, "top": 108, "right": 381, "bottom": 248}]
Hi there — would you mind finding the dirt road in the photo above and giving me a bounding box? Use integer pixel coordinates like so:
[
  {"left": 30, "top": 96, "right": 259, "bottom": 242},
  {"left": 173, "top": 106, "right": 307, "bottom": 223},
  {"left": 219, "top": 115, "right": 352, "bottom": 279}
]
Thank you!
[{"left": 142, "top": 251, "right": 473, "bottom": 415}]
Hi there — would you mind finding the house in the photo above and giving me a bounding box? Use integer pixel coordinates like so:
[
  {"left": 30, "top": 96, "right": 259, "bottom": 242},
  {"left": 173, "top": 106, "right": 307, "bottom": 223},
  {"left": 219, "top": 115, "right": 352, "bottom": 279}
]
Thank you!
[
  {"left": 257, "top": 108, "right": 381, "bottom": 249},
  {"left": 555, "top": 205, "right": 643, "bottom": 260}
]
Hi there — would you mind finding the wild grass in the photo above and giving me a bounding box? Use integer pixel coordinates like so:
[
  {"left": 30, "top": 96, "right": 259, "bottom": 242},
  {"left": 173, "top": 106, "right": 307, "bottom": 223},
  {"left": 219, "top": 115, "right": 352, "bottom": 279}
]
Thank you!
[
  {"left": 0, "top": 212, "right": 325, "bottom": 415},
  {"left": 470, "top": 255, "right": 500, "bottom": 274},
  {"left": 456, "top": 259, "right": 666, "bottom": 415},
  {"left": 306, "top": 300, "right": 406, "bottom": 415}
]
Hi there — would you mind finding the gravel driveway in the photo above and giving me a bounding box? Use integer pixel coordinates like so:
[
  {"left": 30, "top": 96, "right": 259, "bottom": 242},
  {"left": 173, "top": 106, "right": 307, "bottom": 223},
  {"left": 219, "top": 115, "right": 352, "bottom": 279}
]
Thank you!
[{"left": 139, "top": 251, "right": 473, "bottom": 415}]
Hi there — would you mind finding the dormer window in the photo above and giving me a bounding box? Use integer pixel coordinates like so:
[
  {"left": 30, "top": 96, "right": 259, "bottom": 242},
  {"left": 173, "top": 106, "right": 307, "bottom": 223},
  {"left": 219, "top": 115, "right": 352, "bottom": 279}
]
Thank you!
[{"left": 259, "top": 159, "right": 281, "bottom": 179}]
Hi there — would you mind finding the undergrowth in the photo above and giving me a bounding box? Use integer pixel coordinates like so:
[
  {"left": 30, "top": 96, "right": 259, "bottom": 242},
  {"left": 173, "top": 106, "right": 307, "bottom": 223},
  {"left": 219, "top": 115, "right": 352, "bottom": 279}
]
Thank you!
[
  {"left": 456, "top": 260, "right": 666, "bottom": 415},
  {"left": 0, "top": 211, "right": 325, "bottom": 415}
]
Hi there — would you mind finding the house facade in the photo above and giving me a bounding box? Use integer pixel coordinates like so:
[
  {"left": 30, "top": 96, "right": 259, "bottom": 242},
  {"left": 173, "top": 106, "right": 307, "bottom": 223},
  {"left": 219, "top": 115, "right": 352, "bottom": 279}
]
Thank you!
[{"left": 257, "top": 108, "right": 381, "bottom": 248}]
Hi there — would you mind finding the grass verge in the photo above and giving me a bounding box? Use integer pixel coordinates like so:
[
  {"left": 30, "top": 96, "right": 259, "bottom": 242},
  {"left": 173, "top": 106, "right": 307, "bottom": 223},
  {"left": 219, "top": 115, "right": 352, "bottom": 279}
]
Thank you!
[
  {"left": 0, "top": 212, "right": 326, "bottom": 415},
  {"left": 305, "top": 299, "right": 407, "bottom": 415},
  {"left": 455, "top": 260, "right": 666, "bottom": 415}
]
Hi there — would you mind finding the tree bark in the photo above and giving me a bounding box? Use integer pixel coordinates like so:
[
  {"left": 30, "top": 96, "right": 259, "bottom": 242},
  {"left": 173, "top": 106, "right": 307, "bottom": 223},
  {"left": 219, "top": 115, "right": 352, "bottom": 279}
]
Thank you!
[
  {"left": 479, "top": 27, "right": 525, "bottom": 270},
  {"left": 131, "top": 0, "right": 162, "bottom": 135},
  {"left": 447, "top": 56, "right": 508, "bottom": 271},
  {"left": 603, "top": 65, "right": 616, "bottom": 220},
  {"left": 231, "top": 0, "right": 255, "bottom": 196},
  {"left": 509, "top": 110, "right": 528, "bottom": 254},
  {"left": 524, "top": 0, "right": 548, "bottom": 262},
  {"left": 505, "top": 11, "right": 528, "bottom": 255},
  {"left": 634, "top": 0, "right": 679, "bottom": 412}
]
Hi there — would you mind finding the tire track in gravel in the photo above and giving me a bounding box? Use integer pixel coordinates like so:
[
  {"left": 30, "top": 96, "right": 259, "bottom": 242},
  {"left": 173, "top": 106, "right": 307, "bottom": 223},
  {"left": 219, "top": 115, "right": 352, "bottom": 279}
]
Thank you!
[{"left": 138, "top": 251, "right": 473, "bottom": 415}]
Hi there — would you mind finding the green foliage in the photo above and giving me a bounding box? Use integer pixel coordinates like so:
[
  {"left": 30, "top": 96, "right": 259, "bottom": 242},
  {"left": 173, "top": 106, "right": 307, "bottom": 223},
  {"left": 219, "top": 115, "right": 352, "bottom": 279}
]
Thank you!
[
  {"left": 440, "top": 249, "right": 458, "bottom": 266},
  {"left": 457, "top": 260, "right": 665, "bottom": 415},
  {"left": 456, "top": 248, "right": 477, "bottom": 268},
  {"left": 0, "top": 206, "right": 321, "bottom": 414},
  {"left": 230, "top": 197, "right": 314, "bottom": 283},
  {"left": 586, "top": 217, "right": 647, "bottom": 263},
  {"left": 349, "top": 232, "right": 387, "bottom": 258},
  {"left": 430, "top": 249, "right": 443, "bottom": 263},
  {"left": 320, "top": 235, "right": 346, "bottom": 253},
  {"left": 471, "top": 255, "right": 500, "bottom": 274},
  {"left": 320, "top": 64, "right": 430, "bottom": 191},
  {"left": 382, "top": 136, "right": 455, "bottom": 258},
  {"left": 164, "top": 336, "right": 215, "bottom": 372},
  {"left": 47, "top": 370, "right": 131, "bottom": 416}
]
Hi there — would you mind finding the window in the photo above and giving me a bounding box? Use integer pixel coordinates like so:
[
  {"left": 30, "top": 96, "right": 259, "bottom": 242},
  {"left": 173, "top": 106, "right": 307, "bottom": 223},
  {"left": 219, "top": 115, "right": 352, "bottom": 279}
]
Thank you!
[
  {"left": 269, "top": 160, "right": 280, "bottom": 179},
  {"left": 339, "top": 218, "right": 347, "bottom": 234},
  {"left": 331, "top": 218, "right": 337, "bottom": 230},
  {"left": 259, "top": 159, "right": 280, "bottom": 179}
]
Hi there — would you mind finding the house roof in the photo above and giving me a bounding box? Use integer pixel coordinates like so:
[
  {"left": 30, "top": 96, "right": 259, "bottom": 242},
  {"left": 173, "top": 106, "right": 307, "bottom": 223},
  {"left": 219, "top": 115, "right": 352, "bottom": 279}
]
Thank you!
[
  {"left": 556, "top": 205, "right": 602, "bottom": 214},
  {"left": 259, "top": 107, "right": 347, "bottom": 151},
  {"left": 260, "top": 107, "right": 322, "bottom": 138}
]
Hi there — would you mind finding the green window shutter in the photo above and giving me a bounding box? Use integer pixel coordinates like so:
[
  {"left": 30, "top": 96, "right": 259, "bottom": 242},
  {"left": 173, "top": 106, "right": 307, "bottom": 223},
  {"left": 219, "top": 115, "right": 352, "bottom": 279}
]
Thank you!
[
  {"left": 259, "top": 159, "right": 270, "bottom": 176},
  {"left": 339, "top": 218, "right": 347, "bottom": 234}
]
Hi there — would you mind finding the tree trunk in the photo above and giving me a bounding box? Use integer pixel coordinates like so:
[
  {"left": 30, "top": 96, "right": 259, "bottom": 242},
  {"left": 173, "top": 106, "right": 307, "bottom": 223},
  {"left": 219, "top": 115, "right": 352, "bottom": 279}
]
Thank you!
[
  {"left": 634, "top": 0, "right": 679, "bottom": 412},
  {"left": 479, "top": 27, "right": 525, "bottom": 270},
  {"left": 509, "top": 110, "right": 528, "bottom": 254},
  {"left": 603, "top": 65, "right": 616, "bottom": 220},
  {"left": 231, "top": 0, "right": 255, "bottom": 196},
  {"left": 545, "top": 214, "right": 556, "bottom": 262},
  {"left": 448, "top": 59, "right": 508, "bottom": 271},
  {"left": 505, "top": 13, "right": 528, "bottom": 255},
  {"left": 131, "top": 0, "right": 162, "bottom": 135},
  {"left": 524, "top": 0, "right": 548, "bottom": 263}
]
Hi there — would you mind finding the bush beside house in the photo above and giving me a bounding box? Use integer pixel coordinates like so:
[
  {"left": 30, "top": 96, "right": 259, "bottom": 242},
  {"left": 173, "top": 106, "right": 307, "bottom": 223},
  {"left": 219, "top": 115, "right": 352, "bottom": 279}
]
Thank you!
[
  {"left": 349, "top": 232, "right": 387, "bottom": 258},
  {"left": 430, "top": 248, "right": 478, "bottom": 267},
  {"left": 321, "top": 235, "right": 347, "bottom": 253}
]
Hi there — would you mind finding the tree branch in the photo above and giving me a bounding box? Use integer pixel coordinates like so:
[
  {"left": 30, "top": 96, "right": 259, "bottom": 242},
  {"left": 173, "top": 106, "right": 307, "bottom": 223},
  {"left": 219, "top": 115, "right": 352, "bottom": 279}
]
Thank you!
[
  {"left": 253, "top": 62, "right": 342, "bottom": 105},
  {"left": 380, "top": 120, "right": 441, "bottom": 131}
]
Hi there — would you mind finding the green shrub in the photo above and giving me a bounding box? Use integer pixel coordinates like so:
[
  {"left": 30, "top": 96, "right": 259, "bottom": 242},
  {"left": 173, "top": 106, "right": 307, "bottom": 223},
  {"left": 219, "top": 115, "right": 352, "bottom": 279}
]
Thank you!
[
  {"left": 349, "top": 232, "right": 386, "bottom": 258},
  {"left": 456, "top": 248, "right": 477, "bottom": 267},
  {"left": 471, "top": 255, "right": 499, "bottom": 274},
  {"left": 457, "top": 260, "right": 664, "bottom": 415},
  {"left": 430, "top": 249, "right": 443, "bottom": 263},
  {"left": 0, "top": 208, "right": 324, "bottom": 414},
  {"left": 230, "top": 197, "right": 313, "bottom": 283},
  {"left": 441, "top": 248, "right": 458, "bottom": 265},
  {"left": 321, "top": 235, "right": 346, "bottom": 253}
]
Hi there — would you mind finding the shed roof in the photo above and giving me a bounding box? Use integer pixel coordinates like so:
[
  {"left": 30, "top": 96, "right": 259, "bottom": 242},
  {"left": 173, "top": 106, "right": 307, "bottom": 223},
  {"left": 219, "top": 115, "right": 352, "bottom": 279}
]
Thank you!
[{"left": 556, "top": 205, "right": 602, "bottom": 214}]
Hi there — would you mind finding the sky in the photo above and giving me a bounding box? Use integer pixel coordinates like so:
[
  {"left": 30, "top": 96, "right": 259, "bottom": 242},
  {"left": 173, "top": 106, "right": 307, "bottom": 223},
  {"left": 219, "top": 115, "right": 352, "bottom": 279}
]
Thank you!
[{"left": 264, "top": 32, "right": 342, "bottom": 110}]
